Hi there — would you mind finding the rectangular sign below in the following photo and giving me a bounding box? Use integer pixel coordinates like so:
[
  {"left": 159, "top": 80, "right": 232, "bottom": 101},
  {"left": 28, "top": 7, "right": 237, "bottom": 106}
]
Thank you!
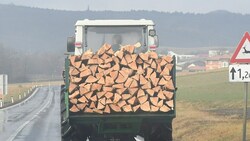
[{"left": 229, "top": 64, "right": 250, "bottom": 82}]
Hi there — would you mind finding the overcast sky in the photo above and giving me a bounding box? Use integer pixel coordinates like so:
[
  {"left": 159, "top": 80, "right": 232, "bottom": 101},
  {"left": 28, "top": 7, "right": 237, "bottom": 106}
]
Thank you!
[{"left": 0, "top": 0, "right": 250, "bottom": 14}]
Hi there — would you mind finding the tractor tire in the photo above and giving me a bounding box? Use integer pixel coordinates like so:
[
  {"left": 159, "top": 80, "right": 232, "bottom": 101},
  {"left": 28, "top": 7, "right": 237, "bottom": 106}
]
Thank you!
[{"left": 148, "top": 123, "right": 172, "bottom": 141}]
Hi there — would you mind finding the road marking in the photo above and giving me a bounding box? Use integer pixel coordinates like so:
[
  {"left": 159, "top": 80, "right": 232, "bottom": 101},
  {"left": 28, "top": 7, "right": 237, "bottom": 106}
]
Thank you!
[{"left": 6, "top": 87, "right": 53, "bottom": 141}]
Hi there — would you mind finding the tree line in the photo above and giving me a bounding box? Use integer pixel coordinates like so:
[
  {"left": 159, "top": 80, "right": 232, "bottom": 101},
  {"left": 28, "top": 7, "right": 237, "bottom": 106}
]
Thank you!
[{"left": 0, "top": 44, "right": 64, "bottom": 83}]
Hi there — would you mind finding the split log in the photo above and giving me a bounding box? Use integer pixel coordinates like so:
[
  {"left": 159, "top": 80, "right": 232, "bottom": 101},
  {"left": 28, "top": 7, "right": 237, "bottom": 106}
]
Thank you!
[
  {"left": 113, "top": 93, "right": 122, "bottom": 103},
  {"left": 69, "top": 83, "right": 77, "bottom": 93},
  {"left": 140, "top": 101, "right": 150, "bottom": 112},
  {"left": 78, "top": 96, "right": 88, "bottom": 103},
  {"left": 123, "top": 105, "right": 133, "bottom": 112},
  {"left": 118, "top": 100, "right": 127, "bottom": 108},
  {"left": 112, "top": 83, "right": 124, "bottom": 89},
  {"left": 128, "top": 61, "right": 137, "bottom": 70},
  {"left": 133, "top": 105, "right": 140, "bottom": 112},
  {"left": 124, "top": 78, "right": 133, "bottom": 88},
  {"left": 128, "top": 88, "right": 138, "bottom": 96},
  {"left": 139, "top": 53, "right": 149, "bottom": 61},
  {"left": 110, "top": 104, "right": 122, "bottom": 112},
  {"left": 146, "top": 89, "right": 155, "bottom": 97},
  {"left": 139, "top": 75, "right": 148, "bottom": 85},
  {"left": 94, "top": 109, "right": 104, "bottom": 114},
  {"left": 150, "top": 105, "right": 159, "bottom": 112},
  {"left": 110, "top": 71, "right": 119, "bottom": 80},
  {"left": 158, "top": 90, "right": 166, "bottom": 100},
  {"left": 141, "top": 81, "right": 151, "bottom": 89},
  {"left": 91, "top": 83, "right": 102, "bottom": 91},
  {"left": 77, "top": 103, "right": 87, "bottom": 110},
  {"left": 137, "top": 89, "right": 145, "bottom": 98},
  {"left": 69, "top": 90, "right": 80, "bottom": 99},
  {"left": 90, "top": 95, "right": 97, "bottom": 102},
  {"left": 163, "top": 91, "right": 174, "bottom": 100},
  {"left": 74, "top": 60, "right": 82, "bottom": 68},
  {"left": 70, "top": 67, "right": 80, "bottom": 76},
  {"left": 125, "top": 54, "right": 133, "bottom": 64},
  {"left": 79, "top": 87, "right": 89, "bottom": 96},
  {"left": 160, "top": 105, "right": 171, "bottom": 112},
  {"left": 116, "top": 88, "right": 127, "bottom": 95},
  {"left": 105, "top": 92, "right": 114, "bottom": 99},
  {"left": 105, "top": 76, "right": 115, "bottom": 86},
  {"left": 166, "top": 100, "right": 174, "bottom": 108},
  {"left": 122, "top": 94, "right": 131, "bottom": 100},
  {"left": 127, "top": 96, "right": 136, "bottom": 105},
  {"left": 103, "top": 86, "right": 113, "bottom": 92},
  {"left": 84, "top": 107, "right": 94, "bottom": 113},
  {"left": 84, "top": 91, "right": 93, "bottom": 99},
  {"left": 70, "top": 105, "right": 80, "bottom": 112},
  {"left": 70, "top": 99, "right": 78, "bottom": 104},
  {"left": 97, "top": 91, "right": 106, "bottom": 99},
  {"left": 150, "top": 97, "right": 159, "bottom": 106},
  {"left": 97, "top": 102, "right": 105, "bottom": 110},
  {"left": 85, "top": 75, "right": 98, "bottom": 83},
  {"left": 148, "top": 51, "right": 158, "bottom": 59},
  {"left": 138, "top": 95, "right": 148, "bottom": 104},
  {"left": 89, "top": 101, "right": 96, "bottom": 109},
  {"left": 104, "top": 105, "right": 111, "bottom": 113},
  {"left": 99, "top": 97, "right": 106, "bottom": 105},
  {"left": 164, "top": 80, "right": 175, "bottom": 91}
]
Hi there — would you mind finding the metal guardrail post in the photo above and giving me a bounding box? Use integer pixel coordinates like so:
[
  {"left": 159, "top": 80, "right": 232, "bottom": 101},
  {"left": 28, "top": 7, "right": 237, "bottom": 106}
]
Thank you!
[{"left": 0, "top": 99, "right": 2, "bottom": 108}]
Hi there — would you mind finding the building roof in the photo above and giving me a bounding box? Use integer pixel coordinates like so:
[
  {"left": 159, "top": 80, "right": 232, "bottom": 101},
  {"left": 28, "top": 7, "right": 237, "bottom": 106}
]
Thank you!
[{"left": 206, "top": 54, "right": 231, "bottom": 61}]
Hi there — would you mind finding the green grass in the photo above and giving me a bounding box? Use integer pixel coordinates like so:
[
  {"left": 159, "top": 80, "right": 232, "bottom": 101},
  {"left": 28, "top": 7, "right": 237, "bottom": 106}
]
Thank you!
[
  {"left": 173, "top": 69, "right": 250, "bottom": 141},
  {"left": 177, "top": 69, "right": 247, "bottom": 109}
]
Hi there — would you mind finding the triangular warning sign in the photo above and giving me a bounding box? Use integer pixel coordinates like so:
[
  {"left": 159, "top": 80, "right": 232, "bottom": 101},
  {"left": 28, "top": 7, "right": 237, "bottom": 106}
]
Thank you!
[{"left": 230, "top": 32, "right": 250, "bottom": 64}]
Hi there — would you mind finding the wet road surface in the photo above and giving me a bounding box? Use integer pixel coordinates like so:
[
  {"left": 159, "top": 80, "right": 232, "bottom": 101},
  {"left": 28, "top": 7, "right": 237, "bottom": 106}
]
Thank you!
[{"left": 0, "top": 86, "right": 61, "bottom": 141}]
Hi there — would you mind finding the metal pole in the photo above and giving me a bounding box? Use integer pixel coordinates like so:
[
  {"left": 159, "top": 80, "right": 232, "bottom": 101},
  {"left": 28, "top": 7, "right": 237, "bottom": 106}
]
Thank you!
[{"left": 243, "top": 82, "right": 248, "bottom": 141}]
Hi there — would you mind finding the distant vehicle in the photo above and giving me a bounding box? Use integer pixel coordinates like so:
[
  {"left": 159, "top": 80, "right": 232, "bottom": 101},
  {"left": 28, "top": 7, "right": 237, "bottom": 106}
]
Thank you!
[{"left": 61, "top": 19, "right": 176, "bottom": 141}]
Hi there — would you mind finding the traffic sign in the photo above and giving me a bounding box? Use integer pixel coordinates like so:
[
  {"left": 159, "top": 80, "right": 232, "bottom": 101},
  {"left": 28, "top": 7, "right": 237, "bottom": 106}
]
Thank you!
[
  {"left": 229, "top": 64, "right": 250, "bottom": 82},
  {"left": 230, "top": 32, "right": 250, "bottom": 64}
]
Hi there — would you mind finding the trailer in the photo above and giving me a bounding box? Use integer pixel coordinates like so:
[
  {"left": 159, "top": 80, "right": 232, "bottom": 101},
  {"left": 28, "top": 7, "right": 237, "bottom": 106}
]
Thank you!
[{"left": 61, "top": 19, "right": 176, "bottom": 141}]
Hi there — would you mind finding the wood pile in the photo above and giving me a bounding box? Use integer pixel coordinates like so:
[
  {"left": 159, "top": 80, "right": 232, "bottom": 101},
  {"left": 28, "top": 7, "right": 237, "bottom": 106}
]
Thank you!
[{"left": 68, "top": 44, "right": 175, "bottom": 114}]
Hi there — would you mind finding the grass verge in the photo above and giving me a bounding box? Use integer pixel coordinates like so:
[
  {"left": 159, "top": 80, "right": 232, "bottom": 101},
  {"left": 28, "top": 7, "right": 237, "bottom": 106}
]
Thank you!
[{"left": 173, "top": 69, "right": 250, "bottom": 141}]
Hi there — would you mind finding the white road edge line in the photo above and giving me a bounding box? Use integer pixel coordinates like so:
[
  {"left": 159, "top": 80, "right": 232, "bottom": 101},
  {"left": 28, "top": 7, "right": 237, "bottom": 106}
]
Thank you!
[{"left": 6, "top": 87, "right": 54, "bottom": 141}]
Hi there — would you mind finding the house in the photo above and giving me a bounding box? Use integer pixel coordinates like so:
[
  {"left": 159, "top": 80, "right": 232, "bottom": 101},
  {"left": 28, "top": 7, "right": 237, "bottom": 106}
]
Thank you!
[
  {"left": 205, "top": 54, "right": 230, "bottom": 70},
  {"left": 187, "top": 63, "right": 206, "bottom": 72}
]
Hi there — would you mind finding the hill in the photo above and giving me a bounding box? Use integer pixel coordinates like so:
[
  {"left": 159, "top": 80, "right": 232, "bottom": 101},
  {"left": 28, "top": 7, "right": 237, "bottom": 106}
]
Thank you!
[
  {"left": 1, "top": 4, "right": 250, "bottom": 82},
  {"left": 1, "top": 4, "right": 250, "bottom": 52}
]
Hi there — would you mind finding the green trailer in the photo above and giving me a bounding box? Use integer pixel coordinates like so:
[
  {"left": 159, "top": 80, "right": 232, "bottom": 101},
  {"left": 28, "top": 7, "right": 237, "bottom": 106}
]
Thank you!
[{"left": 60, "top": 19, "right": 176, "bottom": 141}]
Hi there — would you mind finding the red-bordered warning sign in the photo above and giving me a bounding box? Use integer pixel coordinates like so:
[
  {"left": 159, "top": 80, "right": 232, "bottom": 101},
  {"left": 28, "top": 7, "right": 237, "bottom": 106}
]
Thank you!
[{"left": 230, "top": 32, "right": 250, "bottom": 64}]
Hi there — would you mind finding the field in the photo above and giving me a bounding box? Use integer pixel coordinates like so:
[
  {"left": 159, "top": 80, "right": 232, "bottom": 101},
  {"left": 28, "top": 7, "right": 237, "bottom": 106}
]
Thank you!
[{"left": 173, "top": 69, "right": 250, "bottom": 141}]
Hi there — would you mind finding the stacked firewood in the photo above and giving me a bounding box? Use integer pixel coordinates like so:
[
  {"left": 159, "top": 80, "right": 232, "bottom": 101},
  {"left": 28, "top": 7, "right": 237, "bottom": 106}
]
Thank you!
[{"left": 68, "top": 44, "right": 175, "bottom": 114}]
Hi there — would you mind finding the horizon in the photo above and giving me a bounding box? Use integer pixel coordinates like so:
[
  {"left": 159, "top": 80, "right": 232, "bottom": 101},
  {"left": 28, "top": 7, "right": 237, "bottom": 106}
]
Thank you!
[
  {"left": 1, "top": 0, "right": 250, "bottom": 14},
  {"left": 0, "top": 3, "right": 248, "bottom": 15}
]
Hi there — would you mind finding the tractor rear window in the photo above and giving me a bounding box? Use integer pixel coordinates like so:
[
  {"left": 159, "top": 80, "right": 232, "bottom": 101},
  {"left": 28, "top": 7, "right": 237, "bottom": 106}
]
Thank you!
[{"left": 85, "top": 26, "right": 145, "bottom": 52}]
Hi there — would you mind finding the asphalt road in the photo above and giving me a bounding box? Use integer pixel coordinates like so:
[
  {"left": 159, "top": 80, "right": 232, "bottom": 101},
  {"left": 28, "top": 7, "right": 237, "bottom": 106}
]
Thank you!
[
  {"left": 0, "top": 86, "right": 145, "bottom": 141},
  {"left": 0, "top": 86, "right": 61, "bottom": 141}
]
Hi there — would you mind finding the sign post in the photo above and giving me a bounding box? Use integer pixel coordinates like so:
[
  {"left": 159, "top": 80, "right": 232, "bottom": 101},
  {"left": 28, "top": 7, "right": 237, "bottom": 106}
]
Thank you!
[
  {"left": 229, "top": 32, "right": 250, "bottom": 141},
  {"left": 243, "top": 82, "right": 248, "bottom": 141}
]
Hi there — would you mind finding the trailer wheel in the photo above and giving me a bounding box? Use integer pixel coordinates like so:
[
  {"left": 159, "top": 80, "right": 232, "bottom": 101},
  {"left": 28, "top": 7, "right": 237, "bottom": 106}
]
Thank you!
[
  {"left": 140, "top": 122, "right": 172, "bottom": 141},
  {"left": 148, "top": 123, "right": 172, "bottom": 141}
]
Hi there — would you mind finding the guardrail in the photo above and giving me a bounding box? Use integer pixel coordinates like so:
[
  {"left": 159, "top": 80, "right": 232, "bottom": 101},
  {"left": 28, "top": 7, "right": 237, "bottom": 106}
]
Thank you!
[{"left": 0, "top": 85, "right": 38, "bottom": 109}]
